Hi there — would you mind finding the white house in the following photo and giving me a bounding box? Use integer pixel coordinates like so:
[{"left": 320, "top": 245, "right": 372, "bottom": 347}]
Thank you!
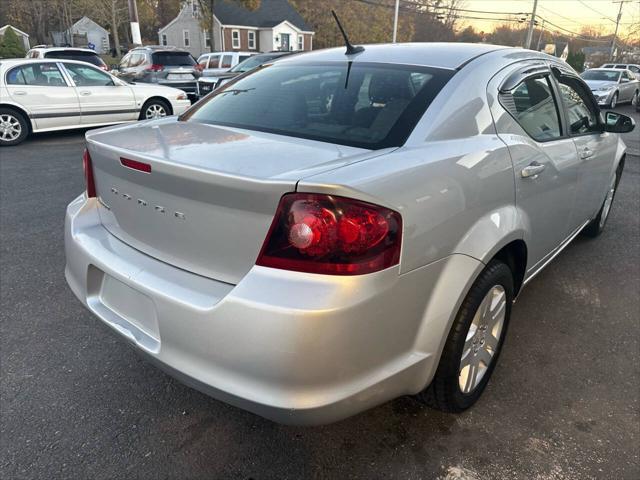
[
  {"left": 0, "top": 25, "right": 30, "bottom": 51},
  {"left": 159, "top": 0, "right": 314, "bottom": 57},
  {"left": 67, "top": 16, "right": 110, "bottom": 54}
]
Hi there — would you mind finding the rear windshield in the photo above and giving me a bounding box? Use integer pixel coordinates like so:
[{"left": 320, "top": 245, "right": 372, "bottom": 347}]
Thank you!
[
  {"left": 151, "top": 52, "right": 196, "bottom": 66},
  {"left": 183, "top": 62, "right": 453, "bottom": 149},
  {"left": 44, "top": 50, "right": 105, "bottom": 67},
  {"left": 581, "top": 70, "right": 620, "bottom": 82}
]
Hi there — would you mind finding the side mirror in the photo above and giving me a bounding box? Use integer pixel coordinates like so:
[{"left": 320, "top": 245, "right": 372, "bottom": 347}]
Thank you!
[
  {"left": 620, "top": 77, "right": 629, "bottom": 83},
  {"left": 604, "top": 111, "right": 635, "bottom": 133}
]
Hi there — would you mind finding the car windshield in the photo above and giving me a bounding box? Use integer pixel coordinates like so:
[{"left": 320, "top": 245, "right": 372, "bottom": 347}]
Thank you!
[
  {"left": 44, "top": 51, "right": 105, "bottom": 67},
  {"left": 151, "top": 52, "right": 196, "bottom": 66},
  {"left": 184, "top": 62, "right": 453, "bottom": 149},
  {"left": 581, "top": 70, "right": 620, "bottom": 82},
  {"left": 230, "top": 55, "right": 279, "bottom": 73}
]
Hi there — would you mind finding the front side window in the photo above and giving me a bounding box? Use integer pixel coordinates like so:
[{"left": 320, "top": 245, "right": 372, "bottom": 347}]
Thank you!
[
  {"left": 557, "top": 77, "right": 599, "bottom": 135},
  {"left": 232, "top": 30, "right": 240, "bottom": 49},
  {"left": 6, "top": 63, "right": 67, "bottom": 86},
  {"left": 183, "top": 62, "right": 453, "bottom": 149},
  {"left": 64, "top": 63, "right": 114, "bottom": 86},
  {"left": 502, "top": 76, "right": 562, "bottom": 141}
]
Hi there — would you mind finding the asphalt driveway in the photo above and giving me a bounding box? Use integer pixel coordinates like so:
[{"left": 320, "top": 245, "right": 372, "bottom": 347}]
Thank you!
[{"left": 1, "top": 106, "right": 638, "bottom": 480}]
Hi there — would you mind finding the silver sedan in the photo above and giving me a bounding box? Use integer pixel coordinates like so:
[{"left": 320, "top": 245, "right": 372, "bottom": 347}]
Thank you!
[
  {"left": 65, "top": 43, "right": 634, "bottom": 425},
  {"left": 581, "top": 68, "right": 640, "bottom": 108}
]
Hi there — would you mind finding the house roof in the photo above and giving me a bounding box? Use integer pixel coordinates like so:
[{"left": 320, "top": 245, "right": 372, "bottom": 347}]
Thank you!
[
  {"left": 71, "top": 16, "right": 108, "bottom": 34},
  {"left": 0, "top": 24, "right": 30, "bottom": 37},
  {"left": 214, "top": 0, "right": 313, "bottom": 32}
]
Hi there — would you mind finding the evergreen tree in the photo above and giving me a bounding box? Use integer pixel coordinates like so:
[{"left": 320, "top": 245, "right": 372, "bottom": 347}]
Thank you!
[{"left": 0, "top": 27, "right": 26, "bottom": 59}]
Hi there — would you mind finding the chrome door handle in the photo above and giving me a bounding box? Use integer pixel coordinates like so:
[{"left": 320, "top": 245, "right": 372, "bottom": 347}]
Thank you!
[
  {"left": 13, "top": 91, "right": 27, "bottom": 95},
  {"left": 79, "top": 91, "right": 92, "bottom": 96},
  {"left": 580, "top": 148, "right": 593, "bottom": 159},
  {"left": 521, "top": 162, "right": 546, "bottom": 178}
]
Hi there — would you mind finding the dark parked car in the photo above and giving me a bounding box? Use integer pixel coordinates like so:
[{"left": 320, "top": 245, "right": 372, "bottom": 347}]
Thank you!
[
  {"left": 115, "top": 46, "right": 200, "bottom": 101},
  {"left": 196, "top": 51, "right": 296, "bottom": 98}
]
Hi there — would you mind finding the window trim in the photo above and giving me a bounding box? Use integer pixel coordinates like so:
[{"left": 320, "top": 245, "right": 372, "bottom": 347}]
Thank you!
[
  {"left": 231, "top": 29, "right": 240, "bottom": 49},
  {"left": 248, "top": 30, "right": 256, "bottom": 50},
  {"left": 183, "top": 29, "right": 190, "bottom": 47}
]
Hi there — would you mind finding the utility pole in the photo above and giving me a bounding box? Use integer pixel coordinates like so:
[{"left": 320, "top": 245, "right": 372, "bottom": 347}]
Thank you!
[
  {"left": 524, "top": 0, "right": 538, "bottom": 49},
  {"left": 128, "top": 0, "right": 142, "bottom": 47},
  {"left": 609, "top": 1, "right": 626, "bottom": 61},
  {"left": 536, "top": 18, "right": 545, "bottom": 51},
  {"left": 392, "top": 0, "right": 400, "bottom": 43}
]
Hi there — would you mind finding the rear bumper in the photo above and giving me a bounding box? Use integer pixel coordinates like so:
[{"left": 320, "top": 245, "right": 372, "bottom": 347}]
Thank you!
[{"left": 65, "top": 195, "right": 481, "bottom": 424}]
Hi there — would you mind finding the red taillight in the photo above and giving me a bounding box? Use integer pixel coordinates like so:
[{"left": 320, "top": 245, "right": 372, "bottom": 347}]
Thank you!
[
  {"left": 82, "top": 149, "right": 96, "bottom": 198},
  {"left": 195, "top": 64, "right": 204, "bottom": 72},
  {"left": 256, "top": 193, "right": 402, "bottom": 275},
  {"left": 146, "top": 64, "right": 164, "bottom": 72}
]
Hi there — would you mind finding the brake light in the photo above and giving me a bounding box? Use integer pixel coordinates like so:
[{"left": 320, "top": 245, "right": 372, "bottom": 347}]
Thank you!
[
  {"left": 82, "top": 149, "right": 96, "bottom": 198},
  {"left": 147, "top": 64, "right": 164, "bottom": 72},
  {"left": 195, "top": 63, "right": 204, "bottom": 72},
  {"left": 257, "top": 193, "right": 402, "bottom": 275}
]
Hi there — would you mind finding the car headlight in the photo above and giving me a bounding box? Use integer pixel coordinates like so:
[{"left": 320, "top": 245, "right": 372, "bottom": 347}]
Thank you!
[
  {"left": 176, "top": 93, "right": 188, "bottom": 100},
  {"left": 596, "top": 86, "right": 614, "bottom": 92}
]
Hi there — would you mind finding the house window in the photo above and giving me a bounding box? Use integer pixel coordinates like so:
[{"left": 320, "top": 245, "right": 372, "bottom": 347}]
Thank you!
[
  {"left": 248, "top": 31, "right": 256, "bottom": 50},
  {"left": 298, "top": 35, "right": 304, "bottom": 51},
  {"left": 192, "top": 1, "right": 198, "bottom": 15},
  {"left": 231, "top": 29, "right": 240, "bottom": 49},
  {"left": 183, "top": 30, "right": 190, "bottom": 47},
  {"left": 205, "top": 31, "right": 211, "bottom": 48},
  {"left": 161, "top": 33, "right": 167, "bottom": 46}
]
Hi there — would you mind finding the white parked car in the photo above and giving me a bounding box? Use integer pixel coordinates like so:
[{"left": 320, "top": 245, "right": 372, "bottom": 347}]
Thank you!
[
  {"left": 196, "top": 51, "right": 254, "bottom": 77},
  {"left": 0, "top": 59, "right": 191, "bottom": 146}
]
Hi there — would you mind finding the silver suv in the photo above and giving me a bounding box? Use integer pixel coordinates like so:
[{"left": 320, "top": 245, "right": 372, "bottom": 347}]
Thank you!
[{"left": 116, "top": 46, "right": 200, "bottom": 101}]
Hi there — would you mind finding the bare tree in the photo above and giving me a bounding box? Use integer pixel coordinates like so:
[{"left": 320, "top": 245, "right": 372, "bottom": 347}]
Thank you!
[{"left": 86, "top": 0, "right": 129, "bottom": 54}]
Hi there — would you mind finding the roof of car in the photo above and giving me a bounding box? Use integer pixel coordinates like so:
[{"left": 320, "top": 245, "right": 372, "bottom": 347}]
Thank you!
[
  {"left": 276, "top": 43, "right": 515, "bottom": 70},
  {"left": 587, "top": 68, "right": 625, "bottom": 72},
  {"left": 29, "top": 47, "right": 98, "bottom": 53},
  {"left": 131, "top": 45, "right": 190, "bottom": 52},
  {"left": 0, "top": 58, "right": 106, "bottom": 68}
]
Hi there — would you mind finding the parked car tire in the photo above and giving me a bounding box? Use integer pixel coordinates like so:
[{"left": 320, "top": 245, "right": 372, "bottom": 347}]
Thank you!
[
  {"left": 417, "top": 260, "right": 514, "bottom": 412},
  {"left": 632, "top": 90, "right": 639, "bottom": 107},
  {"left": 608, "top": 92, "right": 618, "bottom": 109},
  {"left": 0, "top": 108, "right": 29, "bottom": 147},
  {"left": 139, "top": 98, "right": 172, "bottom": 120},
  {"left": 582, "top": 161, "right": 623, "bottom": 238}
]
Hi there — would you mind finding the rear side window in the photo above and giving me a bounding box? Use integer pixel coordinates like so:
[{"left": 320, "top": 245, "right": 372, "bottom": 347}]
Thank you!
[
  {"left": 500, "top": 76, "right": 561, "bottom": 141},
  {"left": 221, "top": 55, "right": 232, "bottom": 68},
  {"left": 6, "top": 63, "right": 67, "bottom": 86},
  {"left": 151, "top": 52, "right": 196, "bottom": 66},
  {"left": 44, "top": 50, "right": 105, "bottom": 68},
  {"left": 184, "top": 62, "right": 453, "bottom": 150}
]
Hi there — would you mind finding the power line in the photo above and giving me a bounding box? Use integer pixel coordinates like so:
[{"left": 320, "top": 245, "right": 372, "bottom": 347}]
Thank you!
[{"left": 576, "top": 0, "right": 616, "bottom": 23}]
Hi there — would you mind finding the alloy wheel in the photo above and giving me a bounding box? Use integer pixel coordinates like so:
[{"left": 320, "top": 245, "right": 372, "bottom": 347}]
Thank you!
[
  {"left": 459, "top": 285, "right": 507, "bottom": 394},
  {"left": 610, "top": 93, "right": 617, "bottom": 109},
  {"left": 0, "top": 114, "right": 22, "bottom": 142},
  {"left": 145, "top": 104, "right": 167, "bottom": 120}
]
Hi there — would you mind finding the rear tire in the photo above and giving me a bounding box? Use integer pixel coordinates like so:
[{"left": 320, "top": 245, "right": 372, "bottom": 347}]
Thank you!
[
  {"left": 139, "top": 98, "right": 171, "bottom": 120},
  {"left": 0, "top": 108, "right": 29, "bottom": 147},
  {"left": 582, "top": 162, "right": 623, "bottom": 238},
  {"left": 416, "top": 260, "right": 514, "bottom": 412}
]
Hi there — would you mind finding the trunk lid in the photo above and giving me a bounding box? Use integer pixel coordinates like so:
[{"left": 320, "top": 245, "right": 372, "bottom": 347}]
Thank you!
[{"left": 86, "top": 119, "right": 379, "bottom": 284}]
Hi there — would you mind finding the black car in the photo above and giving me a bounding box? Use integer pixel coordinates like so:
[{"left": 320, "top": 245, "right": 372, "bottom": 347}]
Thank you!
[{"left": 196, "top": 51, "right": 296, "bottom": 98}]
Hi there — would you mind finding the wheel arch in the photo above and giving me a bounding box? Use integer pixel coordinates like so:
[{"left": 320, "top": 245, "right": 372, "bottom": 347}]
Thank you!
[
  {"left": 0, "top": 103, "right": 33, "bottom": 133},
  {"left": 140, "top": 96, "right": 173, "bottom": 117}
]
